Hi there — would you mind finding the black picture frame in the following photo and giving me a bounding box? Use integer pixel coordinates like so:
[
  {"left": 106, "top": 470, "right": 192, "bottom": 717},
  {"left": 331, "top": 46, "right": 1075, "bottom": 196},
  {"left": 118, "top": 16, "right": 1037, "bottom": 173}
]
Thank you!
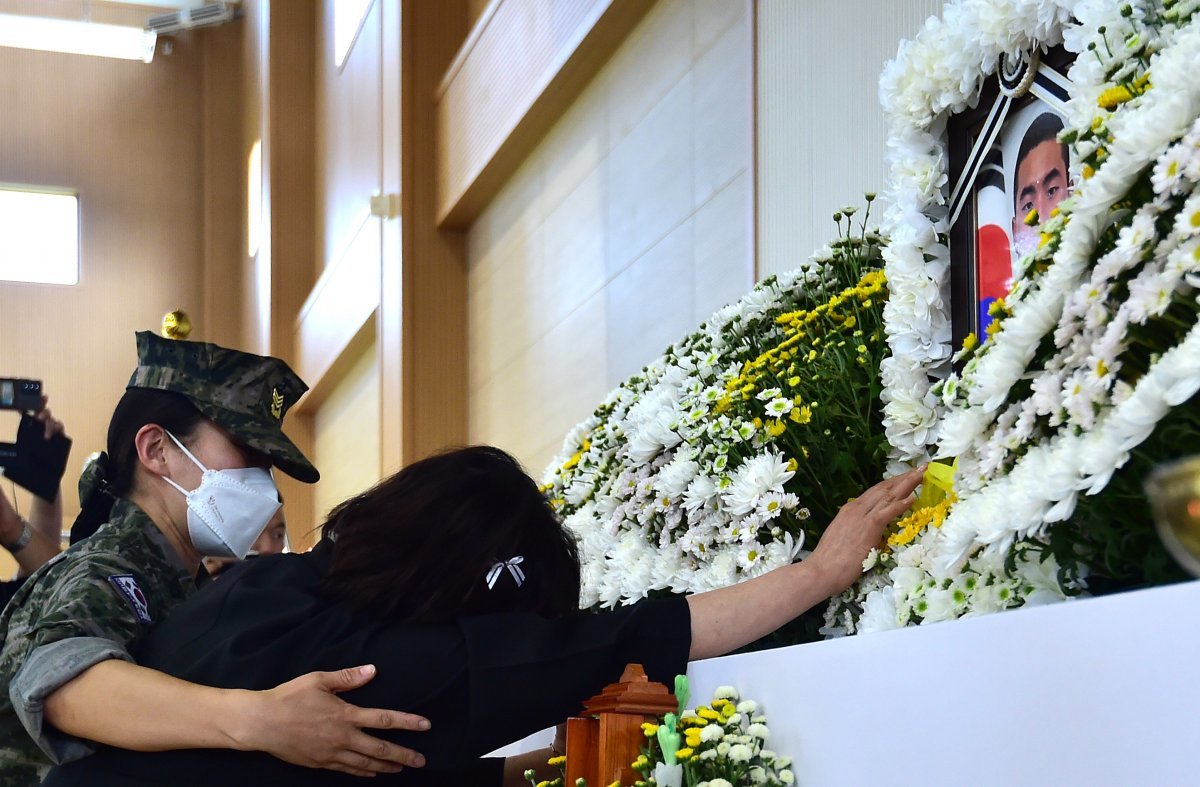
[{"left": 946, "top": 46, "right": 1075, "bottom": 360}]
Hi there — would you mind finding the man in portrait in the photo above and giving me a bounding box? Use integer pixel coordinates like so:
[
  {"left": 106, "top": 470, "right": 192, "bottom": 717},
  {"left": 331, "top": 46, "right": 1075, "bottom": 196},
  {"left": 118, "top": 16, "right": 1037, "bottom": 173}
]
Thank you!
[{"left": 1009, "top": 111, "right": 1069, "bottom": 260}]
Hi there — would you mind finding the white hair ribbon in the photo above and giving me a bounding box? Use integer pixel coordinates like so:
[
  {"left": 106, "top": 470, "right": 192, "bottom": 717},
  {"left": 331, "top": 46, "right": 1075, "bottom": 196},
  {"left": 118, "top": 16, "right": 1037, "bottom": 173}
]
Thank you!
[{"left": 485, "top": 556, "right": 526, "bottom": 589}]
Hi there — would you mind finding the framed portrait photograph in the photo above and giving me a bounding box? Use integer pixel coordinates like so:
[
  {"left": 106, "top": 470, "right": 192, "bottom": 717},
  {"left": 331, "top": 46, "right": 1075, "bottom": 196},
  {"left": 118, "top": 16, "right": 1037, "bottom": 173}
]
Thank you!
[{"left": 947, "top": 47, "right": 1075, "bottom": 355}]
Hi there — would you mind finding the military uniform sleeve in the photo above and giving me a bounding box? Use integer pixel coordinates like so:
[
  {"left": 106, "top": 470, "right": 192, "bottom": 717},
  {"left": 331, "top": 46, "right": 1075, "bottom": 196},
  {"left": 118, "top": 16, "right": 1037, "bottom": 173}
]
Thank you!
[{"left": 7, "top": 553, "right": 150, "bottom": 764}]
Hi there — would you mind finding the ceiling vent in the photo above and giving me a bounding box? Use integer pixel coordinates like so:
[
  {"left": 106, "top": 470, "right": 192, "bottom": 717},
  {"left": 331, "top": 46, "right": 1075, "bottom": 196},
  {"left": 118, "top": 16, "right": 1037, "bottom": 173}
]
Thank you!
[{"left": 146, "top": 3, "right": 236, "bottom": 35}]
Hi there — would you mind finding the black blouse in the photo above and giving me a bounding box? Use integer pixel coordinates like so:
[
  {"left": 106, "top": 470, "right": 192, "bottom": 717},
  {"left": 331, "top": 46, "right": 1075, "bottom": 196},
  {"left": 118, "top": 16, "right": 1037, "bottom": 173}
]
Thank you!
[{"left": 44, "top": 541, "right": 691, "bottom": 786}]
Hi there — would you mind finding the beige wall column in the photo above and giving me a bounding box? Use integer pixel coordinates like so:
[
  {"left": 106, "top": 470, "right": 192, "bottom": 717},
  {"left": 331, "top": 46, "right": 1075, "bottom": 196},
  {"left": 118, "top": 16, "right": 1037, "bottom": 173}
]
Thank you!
[
  {"left": 379, "top": 0, "right": 403, "bottom": 473},
  {"left": 392, "top": 0, "right": 470, "bottom": 469},
  {"left": 200, "top": 22, "right": 247, "bottom": 352},
  {"left": 237, "top": 0, "right": 319, "bottom": 542},
  {"left": 266, "top": 0, "right": 318, "bottom": 538}
]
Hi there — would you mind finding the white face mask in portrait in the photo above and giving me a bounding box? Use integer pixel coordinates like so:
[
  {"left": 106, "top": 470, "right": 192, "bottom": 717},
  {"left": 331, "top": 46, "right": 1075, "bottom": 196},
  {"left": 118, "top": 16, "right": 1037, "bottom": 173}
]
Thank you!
[{"left": 159, "top": 431, "right": 282, "bottom": 559}]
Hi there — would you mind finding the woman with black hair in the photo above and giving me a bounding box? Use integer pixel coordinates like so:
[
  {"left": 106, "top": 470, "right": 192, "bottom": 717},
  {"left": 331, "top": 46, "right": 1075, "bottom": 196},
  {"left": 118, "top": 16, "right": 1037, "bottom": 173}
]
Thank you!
[
  {"left": 0, "top": 333, "right": 429, "bottom": 784},
  {"left": 45, "top": 445, "right": 924, "bottom": 786}
]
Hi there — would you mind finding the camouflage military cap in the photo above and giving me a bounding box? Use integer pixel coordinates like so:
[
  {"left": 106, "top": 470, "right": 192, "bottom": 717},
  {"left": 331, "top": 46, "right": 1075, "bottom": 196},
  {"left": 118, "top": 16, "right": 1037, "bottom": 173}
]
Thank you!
[{"left": 126, "top": 331, "right": 319, "bottom": 483}]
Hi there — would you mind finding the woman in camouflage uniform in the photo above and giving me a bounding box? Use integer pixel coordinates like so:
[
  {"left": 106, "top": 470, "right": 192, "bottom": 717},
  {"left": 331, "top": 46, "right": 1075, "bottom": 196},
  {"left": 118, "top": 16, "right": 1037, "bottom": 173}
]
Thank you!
[{"left": 0, "top": 332, "right": 428, "bottom": 784}]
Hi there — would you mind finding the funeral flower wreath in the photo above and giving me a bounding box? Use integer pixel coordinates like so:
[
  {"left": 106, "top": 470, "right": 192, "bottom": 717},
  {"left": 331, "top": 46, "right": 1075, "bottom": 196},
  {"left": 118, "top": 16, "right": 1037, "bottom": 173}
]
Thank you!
[
  {"left": 542, "top": 0, "right": 1200, "bottom": 640},
  {"left": 833, "top": 0, "right": 1200, "bottom": 634}
]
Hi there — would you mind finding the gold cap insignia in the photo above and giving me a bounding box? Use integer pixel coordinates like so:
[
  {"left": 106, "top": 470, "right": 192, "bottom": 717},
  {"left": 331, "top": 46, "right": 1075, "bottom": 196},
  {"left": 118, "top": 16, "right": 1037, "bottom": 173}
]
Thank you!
[{"left": 270, "top": 387, "right": 284, "bottom": 420}]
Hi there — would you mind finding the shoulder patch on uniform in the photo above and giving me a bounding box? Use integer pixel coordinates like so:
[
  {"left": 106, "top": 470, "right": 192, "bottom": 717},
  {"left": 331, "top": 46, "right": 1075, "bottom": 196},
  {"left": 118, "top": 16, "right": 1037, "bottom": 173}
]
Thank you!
[{"left": 108, "top": 574, "right": 153, "bottom": 624}]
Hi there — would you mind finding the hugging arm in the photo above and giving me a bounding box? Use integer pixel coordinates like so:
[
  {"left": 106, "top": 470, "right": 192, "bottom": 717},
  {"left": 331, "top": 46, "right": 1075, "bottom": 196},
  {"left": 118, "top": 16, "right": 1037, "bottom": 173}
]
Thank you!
[
  {"left": 42, "top": 659, "right": 429, "bottom": 776},
  {"left": 686, "top": 467, "right": 923, "bottom": 659}
]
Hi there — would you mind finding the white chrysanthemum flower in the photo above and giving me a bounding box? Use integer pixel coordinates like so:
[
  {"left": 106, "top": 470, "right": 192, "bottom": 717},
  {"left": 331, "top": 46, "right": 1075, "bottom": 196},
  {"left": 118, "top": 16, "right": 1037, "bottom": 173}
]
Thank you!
[
  {"left": 700, "top": 724, "right": 724, "bottom": 743},
  {"left": 713, "top": 685, "right": 739, "bottom": 701},
  {"left": 755, "top": 387, "right": 782, "bottom": 401},
  {"left": 1152, "top": 143, "right": 1191, "bottom": 196},
  {"left": 681, "top": 474, "right": 718, "bottom": 516},
  {"left": 779, "top": 768, "right": 795, "bottom": 784},
  {"left": 756, "top": 490, "right": 795, "bottom": 520},
  {"left": 858, "top": 586, "right": 901, "bottom": 633},
  {"left": 728, "top": 743, "right": 754, "bottom": 762},
  {"left": 1125, "top": 265, "right": 1174, "bottom": 324},
  {"left": 747, "top": 722, "right": 770, "bottom": 740},
  {"left": 721, "top": 452, "right": 795, "bottom": 515},
  {"left": 1176, "top": 194, "right": 1200, "bottom": 238},
  {"left": 654, "top": 451, "right": 699, "bottom": 500},
  {"left": 765, "top": 397, "right": 794, "bottom": 417}
]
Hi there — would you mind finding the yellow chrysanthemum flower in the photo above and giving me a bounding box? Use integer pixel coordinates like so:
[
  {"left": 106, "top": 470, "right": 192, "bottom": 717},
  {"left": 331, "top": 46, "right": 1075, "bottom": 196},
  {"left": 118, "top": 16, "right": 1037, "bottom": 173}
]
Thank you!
[
  {"left": 1097, "top": 83, "right": 1135, "bottom": 110},
  {"left": 547, "top": 755, "right": 566, "bottom": 767},
  {"left": 887, "top": 494, "right": 956, "bottom": 548}
]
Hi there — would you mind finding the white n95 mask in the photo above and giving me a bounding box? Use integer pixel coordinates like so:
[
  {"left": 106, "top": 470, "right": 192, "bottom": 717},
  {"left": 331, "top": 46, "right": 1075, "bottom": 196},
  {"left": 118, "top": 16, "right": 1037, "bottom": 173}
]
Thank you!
[{"left": 160, "top": 431, "right": 281, "bottom": 559}]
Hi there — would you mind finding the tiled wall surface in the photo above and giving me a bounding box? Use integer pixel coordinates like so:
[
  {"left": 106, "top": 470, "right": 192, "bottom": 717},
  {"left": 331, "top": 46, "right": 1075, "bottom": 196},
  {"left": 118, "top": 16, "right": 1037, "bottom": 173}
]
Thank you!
[
  {"left": 466, "top": 0, "right": 755, "bottom": 476},
  {"left": 312, "top": 339, "right": 380, "bottom": 524},
  {"left": 756, "top": 0, "right": 946, "bottom": 278}
]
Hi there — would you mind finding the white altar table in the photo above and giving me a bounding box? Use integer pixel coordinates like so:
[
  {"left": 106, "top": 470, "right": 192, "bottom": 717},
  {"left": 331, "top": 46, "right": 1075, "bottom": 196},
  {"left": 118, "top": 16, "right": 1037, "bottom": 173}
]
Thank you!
[
  {"left": 686, "top": 580, "right": 1200, "bottom": 786},
  {"left": 498, "top": 580, "right": 1200, "bottom": 785}
]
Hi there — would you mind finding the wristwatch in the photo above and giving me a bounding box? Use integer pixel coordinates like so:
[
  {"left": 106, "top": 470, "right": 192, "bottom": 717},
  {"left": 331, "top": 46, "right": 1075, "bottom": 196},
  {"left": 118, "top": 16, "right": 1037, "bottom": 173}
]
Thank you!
[{"left": 2, "top": 518, "right": 33, "bottom": 553}]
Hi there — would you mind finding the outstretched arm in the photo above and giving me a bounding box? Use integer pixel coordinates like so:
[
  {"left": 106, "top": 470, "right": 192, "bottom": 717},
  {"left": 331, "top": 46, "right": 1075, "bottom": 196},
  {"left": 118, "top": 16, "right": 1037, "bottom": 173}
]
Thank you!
[
  {"left": 1, "top": 485, "right": 60, "bottom": 576},
  {"left": 1, "top": 398, "right": 68, "bottom": 576},
  {"left": 44, "top": 660, "right": 429, "bottom": 776},
  {"left": 687, "top": 466, "right": 924, "bottom": 660}
]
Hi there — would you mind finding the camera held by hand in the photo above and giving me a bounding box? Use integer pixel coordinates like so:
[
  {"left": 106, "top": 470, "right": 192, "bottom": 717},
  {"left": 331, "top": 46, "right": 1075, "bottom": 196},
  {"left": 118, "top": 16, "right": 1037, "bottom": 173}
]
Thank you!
[{"left": 0, "top": 379, "right": 71, "bottom": 502}]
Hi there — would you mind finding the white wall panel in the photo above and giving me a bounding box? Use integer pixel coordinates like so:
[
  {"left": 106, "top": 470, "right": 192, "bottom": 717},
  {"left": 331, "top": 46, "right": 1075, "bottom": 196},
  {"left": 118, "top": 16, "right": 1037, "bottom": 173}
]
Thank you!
[
  {"left": 757, "top": 0, "right": 945, "bottom": 278},
  {"left": 467, "top": 0, "right": 755, "bottom": 475}
]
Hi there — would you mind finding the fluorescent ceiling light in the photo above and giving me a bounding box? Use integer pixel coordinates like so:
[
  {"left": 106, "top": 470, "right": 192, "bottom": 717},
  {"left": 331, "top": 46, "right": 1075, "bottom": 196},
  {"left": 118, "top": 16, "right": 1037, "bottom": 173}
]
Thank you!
[
  {"left": 93, "top": 1, "right": 208, "bottom": 7},
  {"left": 0, "top": 13, "right": 157, "bottom": 63}
]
